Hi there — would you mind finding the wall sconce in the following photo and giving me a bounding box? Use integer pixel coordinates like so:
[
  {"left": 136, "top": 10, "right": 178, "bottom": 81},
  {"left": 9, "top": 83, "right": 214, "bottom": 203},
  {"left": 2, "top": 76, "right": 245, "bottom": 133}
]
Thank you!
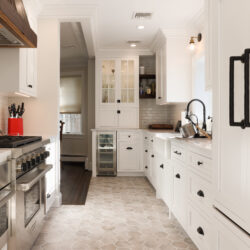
[{"left": 189, "top": 33, "right": 202, "bottom": 50}]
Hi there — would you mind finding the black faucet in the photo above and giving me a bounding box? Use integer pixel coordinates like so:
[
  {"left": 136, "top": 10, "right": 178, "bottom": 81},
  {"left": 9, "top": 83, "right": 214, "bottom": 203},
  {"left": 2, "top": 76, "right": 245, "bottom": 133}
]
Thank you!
[{"left": 185, "top": 99, "right": 207, "bottom": 131}]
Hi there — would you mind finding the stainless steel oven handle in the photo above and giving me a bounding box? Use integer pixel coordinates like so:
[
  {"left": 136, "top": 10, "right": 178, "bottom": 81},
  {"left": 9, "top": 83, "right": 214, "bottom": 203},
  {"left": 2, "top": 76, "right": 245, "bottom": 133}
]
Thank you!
[
  {"left": 16, "top": 164, "right": 52, "bottom": 192},
  {"left": 0, "top": 190, "right": 15, "bottom": 208}
]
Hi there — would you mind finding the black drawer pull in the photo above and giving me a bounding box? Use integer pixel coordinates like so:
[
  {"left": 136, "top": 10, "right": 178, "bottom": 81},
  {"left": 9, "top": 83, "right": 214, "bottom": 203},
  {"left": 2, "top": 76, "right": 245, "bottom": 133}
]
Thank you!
[
  {"left": 145, "top": 150, "right": 148, "bottom": 153},
  {"left": 197, "top": 161, "right": 203, "bottom": 166},
  {"left": 160, "top": 164, "right": 164, "bottom": 169},
  {"left": 158, "top": 97, "right": 162, "bottom": 99},
  {"left": 175, "top": 173, "right": 181, "bottom": 179},
  {"left": 151, "top": 154, "right": 154, "bottom": 158},
  {"left": 117, "top": 110, "right": 121, "bottom": 114},
  {"left": 151, "top": 139, "right": 154, "bottom": 142},
  {"left": 197, "top": 227, "right": 204, "bottom": 236},
  {"left": 145, "top": 137, "right": 148, "bottom": 139},
  {"left": 126, "top": 147, "right": 133, "bottom": 150},
  {"left": 197, "top": 190, "right": 205, "bottom": 197},
  {"left": 145, "top": 166, "right": 148, "bottom": 169},
  {"left": 174, "top": 150, "right": 182, "bottom": 155},
  {"left": 28, "top": 84, "right": 33, "bottom": 88}
]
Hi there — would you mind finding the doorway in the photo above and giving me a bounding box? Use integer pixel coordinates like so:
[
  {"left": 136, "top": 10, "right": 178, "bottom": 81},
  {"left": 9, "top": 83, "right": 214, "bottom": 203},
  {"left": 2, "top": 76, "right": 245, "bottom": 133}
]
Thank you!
[{"left": 59, "top": 22, "right": 91, "bottom": 205}]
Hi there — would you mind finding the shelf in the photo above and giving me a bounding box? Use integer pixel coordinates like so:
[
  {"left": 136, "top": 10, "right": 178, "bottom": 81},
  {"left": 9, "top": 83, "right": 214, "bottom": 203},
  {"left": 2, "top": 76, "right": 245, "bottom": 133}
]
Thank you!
[
  {"left": 139, "top": 74, "right": 156, "bottom": 79},
  {"left": 140, "top": 94, "right": 156, "bottom": 99}
]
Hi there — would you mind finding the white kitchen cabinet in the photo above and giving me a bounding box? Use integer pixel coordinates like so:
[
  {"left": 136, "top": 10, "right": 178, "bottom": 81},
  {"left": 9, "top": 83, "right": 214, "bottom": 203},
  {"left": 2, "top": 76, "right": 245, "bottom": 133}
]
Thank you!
[
  {"left": 117, "top": 131, "right": 141, "bottom": 173},
  {"left": 95, "top": 57, "right": 139, "bottom": 128},
  {"left": 211, "top": 0, "right": 250, "bottom": 233},
  {"left": 0, "top": 48, "right": 37, "bottom": 97},
  {"left": 172, "top": 160, "right": 187, "bottom": 229},
  {"left": 153, "top": 30, "right": 192, "bottom": 105}
]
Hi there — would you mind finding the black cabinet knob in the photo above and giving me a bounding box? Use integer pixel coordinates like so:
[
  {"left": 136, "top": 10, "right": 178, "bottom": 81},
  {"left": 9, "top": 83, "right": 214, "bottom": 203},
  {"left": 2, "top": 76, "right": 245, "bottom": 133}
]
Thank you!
[
  {"left": 151, "top": 154, "right": 154, "bottom": 158},
  {"left": 117, "top": 99, "right": 121, "bottom": 103},
  {"left": 175, "top": 173, "right": 181, "bottom": 179},
  {"left": 145, "top": 166, "right": 148, "bottom": 169},
  {"left": 158, "top": 97, "right": 162, "bottom": 99},
  {"left": 128, "top": 135, "right": 131, "bottom": 138},
  {"left": 197, "top": 190, "right": 205, "bottom": 197},
  {"left": 117, "top": 110, "right": 121, "bottom": 114},
  {"left": 145, "top": 137, "right": 148, "bottom": 139},
  {"left": 197, "top": 227, "right": 204, "bottom": 235},
  {"left": 160, "top": 164, "right": 164, "bottom": 169},
  {"left": 145, "top": 150, "right": 148, "bottom": 153},
  {"left": 197, "top": 161, "right": 203, "bottom": 166},
  {"left": 28, "top": 84, "right": 33, "bottom": 88},
  {"left": 151, "top": 139, "right": 154, "bottom": 142}
]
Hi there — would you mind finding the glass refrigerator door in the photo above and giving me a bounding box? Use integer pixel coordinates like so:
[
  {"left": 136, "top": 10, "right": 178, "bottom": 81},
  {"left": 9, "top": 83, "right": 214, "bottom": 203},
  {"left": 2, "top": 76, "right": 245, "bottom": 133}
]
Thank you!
[{"left": 97, "top": 133, "right": 116, "bottom": 176}]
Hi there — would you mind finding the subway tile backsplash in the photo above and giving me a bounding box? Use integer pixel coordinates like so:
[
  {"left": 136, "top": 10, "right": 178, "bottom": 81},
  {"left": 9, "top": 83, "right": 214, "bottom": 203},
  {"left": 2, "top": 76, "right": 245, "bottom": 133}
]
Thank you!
[
  {"left": 0, "top": 95, "right": 8, "bottom": 134},
  {"left": 139, "top": 99, "right": 186, "bottom": 129}
]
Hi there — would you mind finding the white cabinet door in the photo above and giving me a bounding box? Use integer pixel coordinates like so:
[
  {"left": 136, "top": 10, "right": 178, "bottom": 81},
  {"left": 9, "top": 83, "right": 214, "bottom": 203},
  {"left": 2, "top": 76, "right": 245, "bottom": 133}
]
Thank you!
[
  {"left": 97, "top": 108, "right": 118, "bottom": 128},
  {"left": 117, "top": 141, "right": 139, "bottom": 171},
  {"left": 118, "top": 108, "right": 139, "bottom": 128},
  {"left": 162, "top": 161, "right": 173, "bottom": 208},
  {"left": 173, "top": 161, "right": 187, "bottom": 228},
  {"left": 212, "top": 0, "right": 250, "bottom": 233}
]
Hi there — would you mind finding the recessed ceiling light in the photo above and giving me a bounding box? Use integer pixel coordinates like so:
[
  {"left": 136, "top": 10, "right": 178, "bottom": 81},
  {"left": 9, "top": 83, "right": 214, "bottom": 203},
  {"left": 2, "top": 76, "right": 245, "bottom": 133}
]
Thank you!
[
  {"left": 137, "top": 25, "right": 145, "bottom": 30},
  {"left": 130, "top": 43, "right": 137, "bottom": 47}
]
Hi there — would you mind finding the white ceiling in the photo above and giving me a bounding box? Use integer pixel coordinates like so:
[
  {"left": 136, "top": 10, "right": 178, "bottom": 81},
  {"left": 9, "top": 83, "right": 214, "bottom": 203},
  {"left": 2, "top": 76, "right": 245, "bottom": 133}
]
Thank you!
[
  {"left": 60, "top": 22, "right": 88, "bottom": 67},
  {"left": 41, "top": 0, "right": 204, "bottom": 51}
]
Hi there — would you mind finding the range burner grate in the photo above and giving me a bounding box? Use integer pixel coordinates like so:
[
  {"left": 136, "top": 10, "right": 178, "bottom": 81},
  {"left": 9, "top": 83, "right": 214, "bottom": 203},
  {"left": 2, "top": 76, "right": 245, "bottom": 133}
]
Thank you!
[{"left": 0, "top": 136, "right": 42, "bottom": 148}]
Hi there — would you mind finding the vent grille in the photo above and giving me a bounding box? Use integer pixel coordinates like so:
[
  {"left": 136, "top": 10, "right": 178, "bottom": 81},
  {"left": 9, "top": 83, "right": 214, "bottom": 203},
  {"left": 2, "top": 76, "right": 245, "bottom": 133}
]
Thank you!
[{"left": 133, "top": 12, "right": 153, "bottom": 20}]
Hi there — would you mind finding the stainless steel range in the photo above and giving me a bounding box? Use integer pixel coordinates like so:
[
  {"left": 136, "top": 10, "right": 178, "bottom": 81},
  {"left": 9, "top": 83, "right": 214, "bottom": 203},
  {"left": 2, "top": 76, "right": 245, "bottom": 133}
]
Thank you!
[{"left": 0, "top": 136, "right": 52, "bottom": 250}]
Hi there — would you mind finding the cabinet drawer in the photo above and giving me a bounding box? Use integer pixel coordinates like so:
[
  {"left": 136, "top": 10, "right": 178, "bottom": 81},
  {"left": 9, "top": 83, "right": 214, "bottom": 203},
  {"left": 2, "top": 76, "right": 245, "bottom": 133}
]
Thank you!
[
  {"left": 187, "top": 205, "right": 215, "bottom": 250},
  {"left": 171, "top": 144, "right": 185, "bottom": 162},
  {"left": 189, "top": 152, "right": 212, "bottom": 180},
  {"left": 118, "top": 132, "right": 139, "bottom": 142},
  {"left": 188, "top": 172, "right": 212, "bottom": 212}
]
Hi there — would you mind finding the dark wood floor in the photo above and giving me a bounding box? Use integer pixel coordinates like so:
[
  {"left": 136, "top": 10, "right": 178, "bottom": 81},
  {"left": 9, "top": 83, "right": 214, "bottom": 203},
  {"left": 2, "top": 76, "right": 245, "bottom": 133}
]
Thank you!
[{"left": 60, "top": 162, "right": 92, "bottom": 205}]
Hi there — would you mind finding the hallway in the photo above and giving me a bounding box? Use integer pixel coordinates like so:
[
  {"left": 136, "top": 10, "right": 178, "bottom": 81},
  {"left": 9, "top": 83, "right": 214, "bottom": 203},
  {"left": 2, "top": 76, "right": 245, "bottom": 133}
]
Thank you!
[{"left": 32, "top": 177, "right": 197, "bottom": 250}]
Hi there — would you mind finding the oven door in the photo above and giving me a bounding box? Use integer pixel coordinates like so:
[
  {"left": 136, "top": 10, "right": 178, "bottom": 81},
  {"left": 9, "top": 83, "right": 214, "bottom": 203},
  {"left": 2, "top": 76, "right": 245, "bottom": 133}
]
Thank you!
[{"left": 0, "top": 187, "right": 15, "bottom": 249}]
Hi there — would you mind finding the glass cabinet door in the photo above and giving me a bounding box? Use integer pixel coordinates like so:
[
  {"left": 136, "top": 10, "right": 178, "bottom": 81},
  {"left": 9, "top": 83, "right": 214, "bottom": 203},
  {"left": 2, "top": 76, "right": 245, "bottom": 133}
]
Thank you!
[
  {"left": 101, "top": 60, "right": 116, "bottom": 103},
  {"left": 120, "top": 60, "right": 135, "bottom": 104}
]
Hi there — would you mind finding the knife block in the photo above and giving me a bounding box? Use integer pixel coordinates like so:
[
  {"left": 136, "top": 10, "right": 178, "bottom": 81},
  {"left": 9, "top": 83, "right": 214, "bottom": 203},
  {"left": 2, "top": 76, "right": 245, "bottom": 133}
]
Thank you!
[{"left": 8, "top": 118, "right": 23, "bottom": 136}]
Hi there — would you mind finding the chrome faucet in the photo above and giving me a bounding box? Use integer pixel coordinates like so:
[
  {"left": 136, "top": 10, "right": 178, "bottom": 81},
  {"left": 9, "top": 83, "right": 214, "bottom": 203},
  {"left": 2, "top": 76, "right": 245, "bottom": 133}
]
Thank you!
[{"left": 185, "top": 99, "right": 207, "bottom": 131}]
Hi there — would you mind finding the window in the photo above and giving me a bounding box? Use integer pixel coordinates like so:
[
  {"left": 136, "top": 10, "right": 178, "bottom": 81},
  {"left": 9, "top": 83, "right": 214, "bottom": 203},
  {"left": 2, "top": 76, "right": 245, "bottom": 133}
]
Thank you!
[{"left": 60, "top": 76, "right": 82, "bottom": 134}]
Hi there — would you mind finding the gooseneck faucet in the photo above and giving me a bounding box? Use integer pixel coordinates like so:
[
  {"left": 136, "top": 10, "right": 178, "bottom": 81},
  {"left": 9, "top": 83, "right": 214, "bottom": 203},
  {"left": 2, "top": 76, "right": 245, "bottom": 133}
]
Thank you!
[{"left": 185, "top": 99, "right": 207, "bottom": 131}]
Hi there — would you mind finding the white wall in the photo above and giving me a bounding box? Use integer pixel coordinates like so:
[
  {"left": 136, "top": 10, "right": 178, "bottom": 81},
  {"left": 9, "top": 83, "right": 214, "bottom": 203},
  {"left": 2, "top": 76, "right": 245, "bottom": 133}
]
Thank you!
[{"left": 0, "top": 95, "right": 9, "bottom": 134}]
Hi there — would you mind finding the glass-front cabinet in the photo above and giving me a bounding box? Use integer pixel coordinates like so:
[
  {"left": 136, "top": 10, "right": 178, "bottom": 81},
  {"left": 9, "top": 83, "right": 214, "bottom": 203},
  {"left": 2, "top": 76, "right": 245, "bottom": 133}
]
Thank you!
[
  {"left": 101, "top": 60, "right": 116, "bottom": 104},
  {"left": 99, "top": 57, "right": 138, "bottom": 106}
]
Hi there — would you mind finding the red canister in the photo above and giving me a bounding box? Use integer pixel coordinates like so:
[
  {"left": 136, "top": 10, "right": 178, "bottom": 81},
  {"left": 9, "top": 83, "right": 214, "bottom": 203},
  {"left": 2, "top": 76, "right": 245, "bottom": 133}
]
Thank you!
[{"left": 8, "top": 118, "right": 23, "bottom": 136}]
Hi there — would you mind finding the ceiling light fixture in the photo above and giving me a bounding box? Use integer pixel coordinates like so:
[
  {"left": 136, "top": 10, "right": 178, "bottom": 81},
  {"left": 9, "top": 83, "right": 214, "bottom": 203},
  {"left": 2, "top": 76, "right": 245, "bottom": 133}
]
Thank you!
[
  {"left": 128, "top": 41, "right": 140, "bottom": 48},
  {"left": 189, "top": 33, "right": 202, "bottom": 50},
  {"left": 137, "top": 25, "right": 145, "bottom": 30},
  {"left": 130, "top": 43, "right": 137, "bottom": 47}
]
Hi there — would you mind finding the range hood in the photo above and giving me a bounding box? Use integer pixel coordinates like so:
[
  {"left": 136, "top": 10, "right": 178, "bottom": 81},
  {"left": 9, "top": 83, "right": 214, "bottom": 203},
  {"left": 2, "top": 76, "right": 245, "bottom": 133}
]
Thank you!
[{"left": 0, "top": 0, "right": 37, "bottom": 48}]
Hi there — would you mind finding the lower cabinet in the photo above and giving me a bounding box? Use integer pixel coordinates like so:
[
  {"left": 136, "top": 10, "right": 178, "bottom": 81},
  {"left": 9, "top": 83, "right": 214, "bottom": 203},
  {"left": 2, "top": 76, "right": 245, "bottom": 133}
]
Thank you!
[
  {"left": 117, "top": 131, "right": 141, "bottom": 173},
  {"left": 172, "top": 161, "right": 187, "bottom": 229},
  {"left": 187, "top": 205, "right": 215, "bottom": 250},
  {"left": 117, "top": 141, "right": 140, "bottom": 171}
]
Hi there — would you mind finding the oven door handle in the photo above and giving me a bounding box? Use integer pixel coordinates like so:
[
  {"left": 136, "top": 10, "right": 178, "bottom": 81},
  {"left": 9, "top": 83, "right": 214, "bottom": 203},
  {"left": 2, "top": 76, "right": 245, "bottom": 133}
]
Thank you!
[
  {"left": 0, "top": 190, "right": 15, "bottom": 208},
  {"left": 16, "top": 164, "right": 53, "bottom": 192}
]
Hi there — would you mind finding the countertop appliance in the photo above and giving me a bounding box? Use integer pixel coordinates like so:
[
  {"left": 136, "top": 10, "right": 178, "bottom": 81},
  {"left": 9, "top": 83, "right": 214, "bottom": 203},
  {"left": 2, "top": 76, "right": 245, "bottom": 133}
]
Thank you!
[
  {"left": 96, "top": 131, "right": 117, "bottom": 176},
  {"left": 0, "top": 0, "right": 37, "bottom": 47}
]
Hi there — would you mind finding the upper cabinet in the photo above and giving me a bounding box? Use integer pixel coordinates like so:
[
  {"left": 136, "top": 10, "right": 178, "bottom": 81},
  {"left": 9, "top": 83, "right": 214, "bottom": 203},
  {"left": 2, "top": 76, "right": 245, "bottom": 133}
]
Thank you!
[
  {"left": 153, "top": 30, "right": 192, "bottom": 105},
  {"left": 96, "top": 57, "right": 139, "bottom": 129},
  {"left": 0, "top": 14, "right": 37, "bottom": 97},
  {"left": 97, "top": 57, "right": 139, "bottom": 107}
]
